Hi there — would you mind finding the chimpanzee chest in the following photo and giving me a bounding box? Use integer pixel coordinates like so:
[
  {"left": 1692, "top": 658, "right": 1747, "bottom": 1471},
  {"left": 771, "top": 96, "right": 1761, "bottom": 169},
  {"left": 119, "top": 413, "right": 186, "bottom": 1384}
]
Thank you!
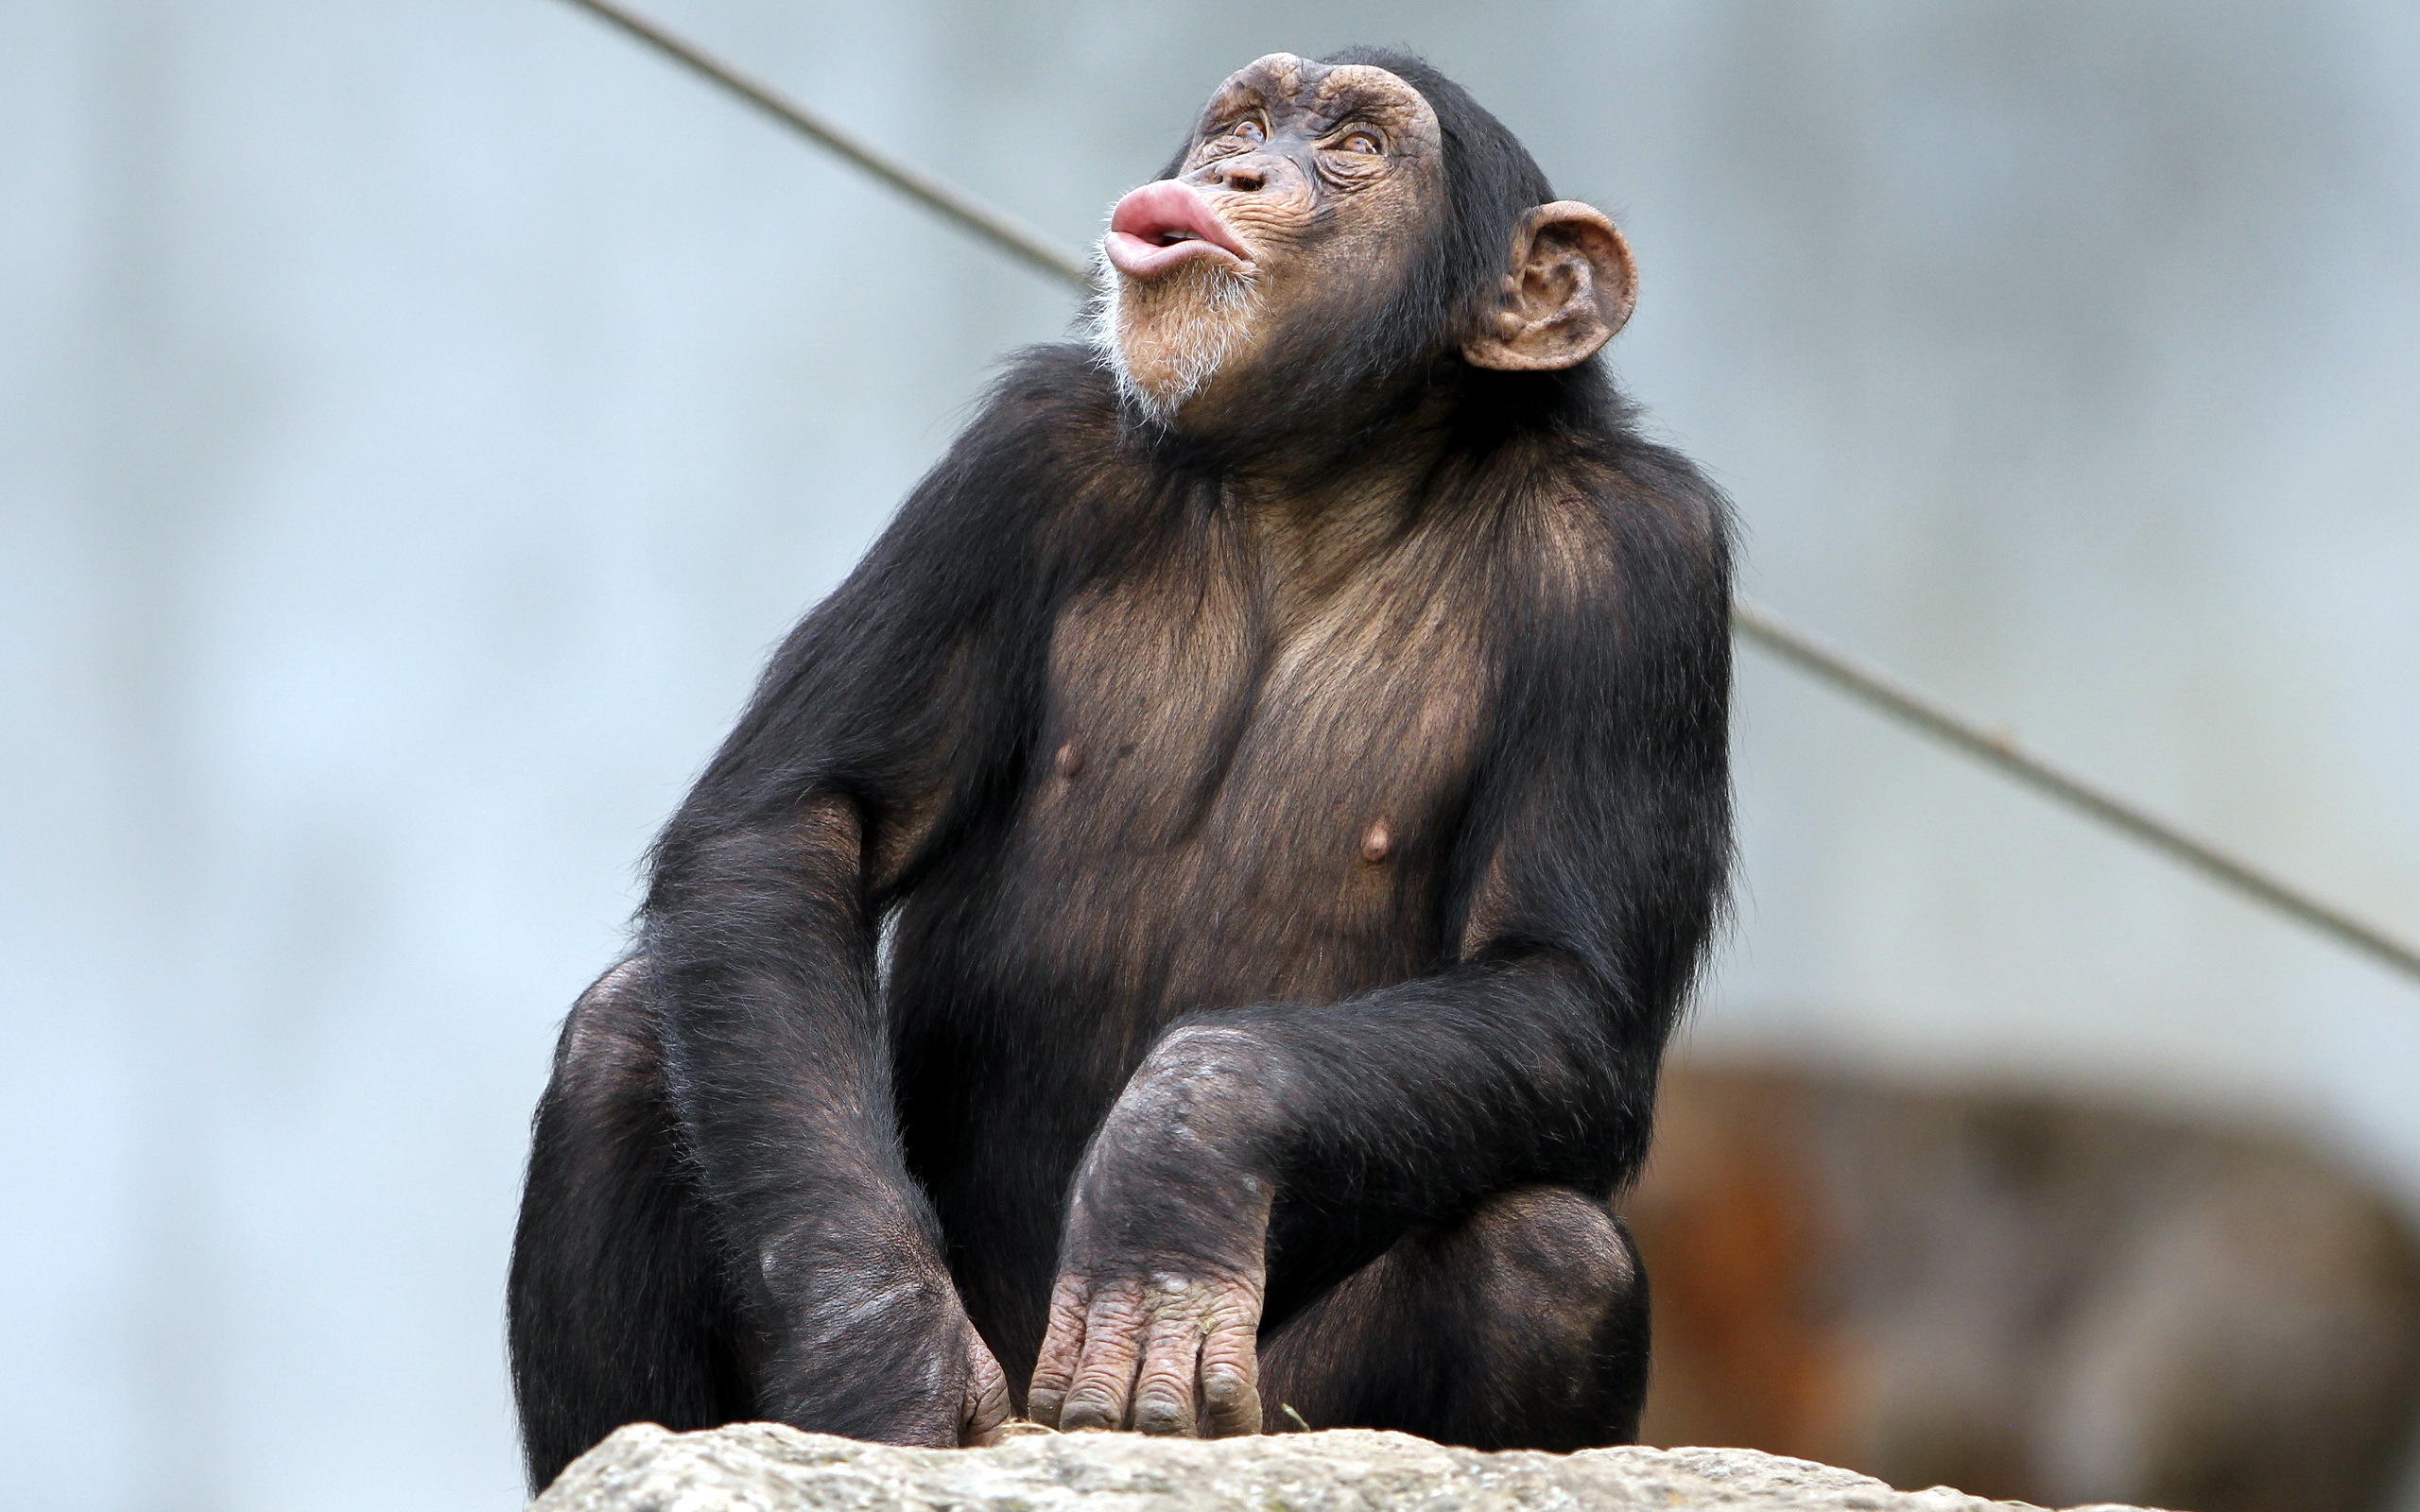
[{"left": 999, "top": 537, "right": 1498, "bottom": 1018}]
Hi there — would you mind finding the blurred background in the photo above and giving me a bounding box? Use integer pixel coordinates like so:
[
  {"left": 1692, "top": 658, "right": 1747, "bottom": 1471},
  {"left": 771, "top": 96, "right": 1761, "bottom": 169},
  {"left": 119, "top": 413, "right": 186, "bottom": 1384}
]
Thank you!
[{"left": 7, "top": 1, "right": 2420, "bottom": 1507}]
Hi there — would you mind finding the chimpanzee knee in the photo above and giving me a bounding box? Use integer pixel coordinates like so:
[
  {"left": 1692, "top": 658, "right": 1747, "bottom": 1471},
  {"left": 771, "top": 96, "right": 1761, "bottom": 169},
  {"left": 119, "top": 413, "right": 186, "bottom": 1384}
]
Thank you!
[
  {"left": 1260, "top": 1183, "right": 1649, "bottom": 1451},
  {"left": 509, "top": 961, "right": 752, "bottom": 1491},
  {"left": 1446, "top": 1185, "right": 1651, "bottom": 1448}
]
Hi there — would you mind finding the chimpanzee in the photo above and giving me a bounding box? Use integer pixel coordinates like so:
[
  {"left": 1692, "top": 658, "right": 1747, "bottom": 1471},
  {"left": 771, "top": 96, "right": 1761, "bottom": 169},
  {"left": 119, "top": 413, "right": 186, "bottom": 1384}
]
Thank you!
[{"left": 508, "top": 46, "right": 1732, "bottom": 1490}]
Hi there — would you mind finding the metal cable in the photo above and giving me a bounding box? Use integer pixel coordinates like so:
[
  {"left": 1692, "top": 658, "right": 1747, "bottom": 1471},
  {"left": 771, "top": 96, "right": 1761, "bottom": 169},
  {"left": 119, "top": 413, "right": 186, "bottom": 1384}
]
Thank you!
[
  {"left": 558, "top": 0, "right": 1091, "bottom": 287},
  {"left": 1731, "top": 600, "right": 2420, "bottom": 980},
  {"left": 551, "top": 0, "right": 2420, "bottom": 986}
]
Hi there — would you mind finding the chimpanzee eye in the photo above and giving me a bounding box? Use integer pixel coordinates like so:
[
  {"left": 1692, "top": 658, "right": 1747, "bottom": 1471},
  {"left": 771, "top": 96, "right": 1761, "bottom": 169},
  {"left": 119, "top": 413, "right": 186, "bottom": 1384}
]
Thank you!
[
  {"left": 1232, "top": 119, "right": 1266, "bottom": 145},
  {"left": 1342, "top": 131, "right": 1381, "bottom": 155}
]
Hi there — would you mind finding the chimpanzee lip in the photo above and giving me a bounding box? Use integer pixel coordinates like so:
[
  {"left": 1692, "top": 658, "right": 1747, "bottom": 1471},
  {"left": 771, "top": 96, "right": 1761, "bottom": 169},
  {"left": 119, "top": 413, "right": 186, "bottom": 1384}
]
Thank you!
[{"left": 1103, "top": 180, "right": 1253, "bottom": 278}]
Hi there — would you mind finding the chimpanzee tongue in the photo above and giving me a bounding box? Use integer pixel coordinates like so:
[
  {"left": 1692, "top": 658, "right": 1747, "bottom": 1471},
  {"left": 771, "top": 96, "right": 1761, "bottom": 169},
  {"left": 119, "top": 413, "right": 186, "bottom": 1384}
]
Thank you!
[{"left": 1103, "top": 180, "right": 1253, "bottom": 278}]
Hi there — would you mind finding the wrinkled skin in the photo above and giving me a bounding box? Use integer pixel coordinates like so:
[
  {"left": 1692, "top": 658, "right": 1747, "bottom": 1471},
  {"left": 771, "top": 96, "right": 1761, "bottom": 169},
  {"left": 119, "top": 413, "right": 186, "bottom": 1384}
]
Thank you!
[
  {"left": 1095, "top": 55, "right": 1443, "bottom": 425},
  {"left": 1028, "top": 1028, "right": 1284, "bottom": 1435},
  {"left": 1095, "top": 52, "right": 1634, "bottom": 431}
]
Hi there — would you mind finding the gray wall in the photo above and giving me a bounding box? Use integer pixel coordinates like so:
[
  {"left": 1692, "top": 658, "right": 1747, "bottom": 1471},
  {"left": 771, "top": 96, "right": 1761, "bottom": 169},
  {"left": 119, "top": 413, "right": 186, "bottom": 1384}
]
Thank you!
[{"left": 4, "top": 2, "right": 2415, "bottom": 1507}]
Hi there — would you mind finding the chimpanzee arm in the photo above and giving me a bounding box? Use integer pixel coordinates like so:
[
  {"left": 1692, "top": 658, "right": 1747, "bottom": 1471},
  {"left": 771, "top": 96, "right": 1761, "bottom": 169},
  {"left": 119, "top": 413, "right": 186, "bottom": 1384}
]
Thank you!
[
  {"left": 637, "top": 360, "right": 1085, "bottom": 1444},
  {"left": 1229, "top": 465, "right": 1734, "bottom": 1237},
  {"left": 1030, "top": 456, "right": 1732, "bottom": 1436}
]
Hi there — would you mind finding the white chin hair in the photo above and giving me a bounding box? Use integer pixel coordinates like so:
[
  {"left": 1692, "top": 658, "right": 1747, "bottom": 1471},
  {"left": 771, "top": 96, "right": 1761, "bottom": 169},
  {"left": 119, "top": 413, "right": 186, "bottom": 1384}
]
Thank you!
[{"left": 1088, "top": 249, "right": 1258, "bottom": 424}]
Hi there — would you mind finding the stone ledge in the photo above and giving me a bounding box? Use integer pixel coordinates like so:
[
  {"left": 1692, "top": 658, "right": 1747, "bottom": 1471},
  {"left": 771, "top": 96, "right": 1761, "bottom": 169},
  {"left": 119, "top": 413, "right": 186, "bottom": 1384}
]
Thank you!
[{"left": 533, "top": 1422, "right": 2162, "bottom": 1512}]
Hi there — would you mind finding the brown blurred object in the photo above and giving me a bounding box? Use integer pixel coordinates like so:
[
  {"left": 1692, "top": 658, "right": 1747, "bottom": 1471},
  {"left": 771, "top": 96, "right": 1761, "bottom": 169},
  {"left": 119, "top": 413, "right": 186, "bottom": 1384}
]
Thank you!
[{"left": 1627, "top": 1063, "right": 2420, "bottom": 1512}]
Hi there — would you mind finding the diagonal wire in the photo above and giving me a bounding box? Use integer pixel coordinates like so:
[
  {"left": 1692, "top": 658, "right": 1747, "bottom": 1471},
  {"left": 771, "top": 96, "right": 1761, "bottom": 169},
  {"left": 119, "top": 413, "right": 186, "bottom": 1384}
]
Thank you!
[
  {"left": 557, "top": 0, "right": 1091, "bottom": 286},
  {"left": 1729, "top": 601, "right": 2420, "bottom": 980},
  {"left": 548, "top": 0, "right": 2420, "bottom": 987}
]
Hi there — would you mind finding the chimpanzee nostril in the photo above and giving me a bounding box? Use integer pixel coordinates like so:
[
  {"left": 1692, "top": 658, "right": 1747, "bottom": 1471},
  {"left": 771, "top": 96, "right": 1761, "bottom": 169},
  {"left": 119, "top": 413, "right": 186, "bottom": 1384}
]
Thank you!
[{"left": 1220, "top": 164, "right": 1266, "bottom": 193}]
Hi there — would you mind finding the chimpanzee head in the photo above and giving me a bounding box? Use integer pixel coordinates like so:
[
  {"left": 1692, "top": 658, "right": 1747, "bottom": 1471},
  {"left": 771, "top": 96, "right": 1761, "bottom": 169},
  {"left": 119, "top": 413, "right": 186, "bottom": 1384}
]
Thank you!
[{"left": 1092, "top": 48, "right": 1636, "bottom": 438}]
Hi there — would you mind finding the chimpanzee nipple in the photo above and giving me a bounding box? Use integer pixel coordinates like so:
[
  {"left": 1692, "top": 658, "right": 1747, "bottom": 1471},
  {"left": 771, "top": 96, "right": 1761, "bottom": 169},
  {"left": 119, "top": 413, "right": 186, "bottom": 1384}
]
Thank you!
[
  {"left": 1361, "top": 820, "right": 1393, "bottom": 864},
  {"left": 1055, "top": 742, "right": 1084, "bottom": 779}
]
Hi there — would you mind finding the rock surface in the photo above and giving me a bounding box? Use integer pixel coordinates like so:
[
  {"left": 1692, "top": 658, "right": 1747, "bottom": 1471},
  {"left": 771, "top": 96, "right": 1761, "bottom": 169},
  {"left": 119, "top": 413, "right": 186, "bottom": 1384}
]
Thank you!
[{"left": 531, "top": 1422, "right": 2160, "bottom": 1512}]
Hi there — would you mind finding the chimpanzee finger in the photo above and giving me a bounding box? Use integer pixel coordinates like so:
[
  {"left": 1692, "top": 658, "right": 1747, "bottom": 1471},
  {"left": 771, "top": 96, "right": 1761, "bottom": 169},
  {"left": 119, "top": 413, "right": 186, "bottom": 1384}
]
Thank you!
[
  {"left": 1026, "top": 1276, "right": 1092, "bottom": 1429},
  {"left": 1199, "top": 1314, "right": 1262, "bottom": 1438},
  {"left": 1055, "top": 1284, "right": 1148, "bottom": 1432},
  {"left": 1127, "top": 1311, "right": 1206, "bottom": 1436},
  {"left": 962, "top": 1329, "right": 1011, "bottom": 1447}
]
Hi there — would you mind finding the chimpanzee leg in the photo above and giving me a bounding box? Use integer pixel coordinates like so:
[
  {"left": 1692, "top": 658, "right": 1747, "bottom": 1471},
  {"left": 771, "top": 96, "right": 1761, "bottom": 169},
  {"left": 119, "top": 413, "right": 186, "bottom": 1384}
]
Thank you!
[
  {"left": 507, "top": 961, "right": 754, "bottom": 1491},
  {"left": 1258, "top": 1186, "right": 1650, "bottom": 1451}
]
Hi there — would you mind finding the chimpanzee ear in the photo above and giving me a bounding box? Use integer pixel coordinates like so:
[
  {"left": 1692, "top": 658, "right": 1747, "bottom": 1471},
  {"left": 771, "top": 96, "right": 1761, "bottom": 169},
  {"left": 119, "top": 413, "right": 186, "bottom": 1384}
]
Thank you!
[{"left": 1461, "top": 202, "right": 1637, "bottom": 371}]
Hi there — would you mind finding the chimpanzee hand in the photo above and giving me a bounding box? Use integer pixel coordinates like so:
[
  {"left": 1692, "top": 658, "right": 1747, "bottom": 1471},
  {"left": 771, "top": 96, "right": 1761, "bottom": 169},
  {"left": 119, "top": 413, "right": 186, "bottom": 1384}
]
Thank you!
[
  {"left": 1028, "top": 1026, "right": 1287, "bottom": 1436},
  {"left": 955, "top": 1315, "right": 1014, "bottom": 1446},
  {"left": 757, "top": 1210, "right": 1012, "bottom": 1447}
]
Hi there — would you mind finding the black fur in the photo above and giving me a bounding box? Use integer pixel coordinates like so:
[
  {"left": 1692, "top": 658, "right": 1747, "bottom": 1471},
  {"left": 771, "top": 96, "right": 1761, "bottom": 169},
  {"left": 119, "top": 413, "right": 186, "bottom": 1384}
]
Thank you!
[{"left": 510, "top": 47, "right": 1731, "bottom": 1490}]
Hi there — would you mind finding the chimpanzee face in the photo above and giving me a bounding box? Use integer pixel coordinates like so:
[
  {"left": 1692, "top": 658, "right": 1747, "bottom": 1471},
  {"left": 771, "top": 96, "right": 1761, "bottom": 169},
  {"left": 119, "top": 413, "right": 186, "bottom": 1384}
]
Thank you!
[{"left": 1094, "top": 54, "right": 1445, "bottom": 425}]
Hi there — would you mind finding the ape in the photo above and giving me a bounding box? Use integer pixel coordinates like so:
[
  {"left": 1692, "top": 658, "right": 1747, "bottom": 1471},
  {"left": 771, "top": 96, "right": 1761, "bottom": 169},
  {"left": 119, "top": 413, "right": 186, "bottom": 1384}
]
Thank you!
[
  {"left": 509, "top": 47, "right": 1732, "bottom": 1490},
  {"left": 1631, "top": 1064, "right": 2420, "bottom": 1512}
]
